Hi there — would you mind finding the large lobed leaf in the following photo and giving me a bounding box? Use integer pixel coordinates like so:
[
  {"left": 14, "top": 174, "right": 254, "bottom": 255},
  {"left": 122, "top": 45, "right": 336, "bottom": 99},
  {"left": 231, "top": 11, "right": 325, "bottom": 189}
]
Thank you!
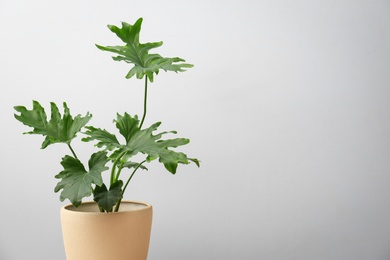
[
  {"left": 96, "top": 17, "right": 193, "bottom": 82},
  {"left": 54, "top": 151, "right": 109, "bottom": 207},
  {"left": 84, "top": 112, "right": 199, "bottom": 174},
  {"left": 81, "top": 113, "right": 138, "bottom": 151},
  {"left": 14, "top": 101, "right": 92, "bottom": 149}
]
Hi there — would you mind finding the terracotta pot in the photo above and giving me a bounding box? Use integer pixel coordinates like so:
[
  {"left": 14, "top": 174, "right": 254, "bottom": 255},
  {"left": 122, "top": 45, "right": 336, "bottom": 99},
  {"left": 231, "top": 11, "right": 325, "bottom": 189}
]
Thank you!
[{"left": 60, "top": 200, "right": 153, "bottom": 260}]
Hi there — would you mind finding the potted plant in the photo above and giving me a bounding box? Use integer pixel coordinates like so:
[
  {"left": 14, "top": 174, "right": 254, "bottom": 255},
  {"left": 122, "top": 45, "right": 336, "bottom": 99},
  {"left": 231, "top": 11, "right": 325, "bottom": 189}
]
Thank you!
[{"left": 14, "top": 17, "right": 199, "bottom": 260}]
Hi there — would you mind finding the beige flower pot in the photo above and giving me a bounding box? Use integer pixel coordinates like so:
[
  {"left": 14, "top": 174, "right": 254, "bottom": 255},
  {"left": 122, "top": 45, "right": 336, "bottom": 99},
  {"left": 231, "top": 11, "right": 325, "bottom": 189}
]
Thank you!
[{"left": 60, "top": 200, "right": 153, "bottom": 260}]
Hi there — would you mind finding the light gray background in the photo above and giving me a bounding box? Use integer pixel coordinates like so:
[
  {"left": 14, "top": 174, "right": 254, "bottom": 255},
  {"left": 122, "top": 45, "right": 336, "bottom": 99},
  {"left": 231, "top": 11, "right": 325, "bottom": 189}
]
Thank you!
[{"left": 1, "top": 0, "right": 390, "bottom": 259}]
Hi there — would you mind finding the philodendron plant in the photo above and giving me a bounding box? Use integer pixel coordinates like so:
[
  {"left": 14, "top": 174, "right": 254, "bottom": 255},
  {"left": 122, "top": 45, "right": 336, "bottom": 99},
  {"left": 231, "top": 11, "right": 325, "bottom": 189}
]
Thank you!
[{"left": 14, "top": 18, "right": 199, "bottom": 213}]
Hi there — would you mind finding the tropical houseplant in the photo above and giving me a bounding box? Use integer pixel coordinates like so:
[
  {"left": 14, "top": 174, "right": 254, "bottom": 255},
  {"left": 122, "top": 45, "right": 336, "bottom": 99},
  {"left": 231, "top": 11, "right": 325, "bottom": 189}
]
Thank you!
[{"left": 14, "top": 17, "right": 199, "bottom": 260}]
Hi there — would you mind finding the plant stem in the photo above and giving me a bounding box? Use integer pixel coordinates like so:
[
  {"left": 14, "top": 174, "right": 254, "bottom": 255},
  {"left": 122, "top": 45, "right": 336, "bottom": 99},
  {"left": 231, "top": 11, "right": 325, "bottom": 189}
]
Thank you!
[
  {"left": 139, "top": 76, "right": 148, "bottom": 129},
  {"left": 114, "top": 160, "right": 147, "bottom": 212},
  {"left": 114, "top": 201, "right": 121, "bottom": 212},
  {"left": 122, "top": 160, "right": 146, "bottom": 194},
  {"left": 110, "top": 151, "right": 126, "bottom": 185},
  {"left": 67, "top": 143, "right": 78, "bottom": 159}
]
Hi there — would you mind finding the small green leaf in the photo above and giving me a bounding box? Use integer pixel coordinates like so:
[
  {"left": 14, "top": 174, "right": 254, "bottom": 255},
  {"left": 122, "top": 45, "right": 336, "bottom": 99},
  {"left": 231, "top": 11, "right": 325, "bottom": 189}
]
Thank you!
[
  {"left": 93, "top": 181, "right": 123, "bottom": 212},
  {"left": 54, "top": 151, "right": 109, "bottom": 207},
  {"left": 14, "top": 101, "right": 91, "bottom": 149},
  {"left": 114, "top": 113, "right": 140, "bottom": 144},
  {"left": 188, "top": 158, "right": 201, "bottom": 167},
  {"left": 121, "top": 161, "right": 148, "bottom": 171},
  {"left": 96, "top": 18, "right": 193, "bottom": 82}
]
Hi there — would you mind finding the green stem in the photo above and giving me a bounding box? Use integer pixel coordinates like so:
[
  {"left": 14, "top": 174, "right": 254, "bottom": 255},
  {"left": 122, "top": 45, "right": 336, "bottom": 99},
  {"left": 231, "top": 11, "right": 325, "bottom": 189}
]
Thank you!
[
  {"left": 115, "top": 161, "right": 125, "bottom": 182},
  {"left": 122, "top": 160, "right": 146, "bottom": 194},
  {"left": 139, "top": 76, "right": 148, "bottom": 129},
  {"left": 114, "top": 160, "right": 147, "bottom": 212},
  {"left": 110, "top": 151, "right": 127, "bottom": 185},
  {"left": 114, "top": 201, "right": 121, "bottom": 212},
  {"left": 67, "top": 143, "right": 78, "bottom": 159}
]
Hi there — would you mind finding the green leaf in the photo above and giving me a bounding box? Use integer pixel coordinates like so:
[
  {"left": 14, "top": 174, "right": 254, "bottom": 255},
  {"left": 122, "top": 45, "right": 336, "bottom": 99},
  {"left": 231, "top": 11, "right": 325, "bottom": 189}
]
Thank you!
[
  {"left": 54, "top": 151, "right": 109, "bottom": 207},
  {"left": 14, "top": 101, "right": 92, "bottom": 149},
  {"left": 93, "top": 181, "right": 123, "bottom": 212},
  {"left": 114, "top": 114, "right": 198, "bottom": 174},
  {"left": 115, "top": 113, "right": 140, "bottom": 144},
  {"left": 149, "top": 138, "right": 191, "bottom": 173},
  {"left": 96, "top": 17, "right": 193, "bottom": 82},
  {"left": 188, "top": 158, "right": 201, "bottom": 167},
  {"left": 121, "top": 161, "right": 148, "bottom": 171},
  {"left": 84, "top": 113, "right": 199, "bottom": 174},
  {"left": 82, "top": 113, "right": 139, "bottom": 151},
  {"left": 82, "top": 126, "right": 120, "bottom": 150}
]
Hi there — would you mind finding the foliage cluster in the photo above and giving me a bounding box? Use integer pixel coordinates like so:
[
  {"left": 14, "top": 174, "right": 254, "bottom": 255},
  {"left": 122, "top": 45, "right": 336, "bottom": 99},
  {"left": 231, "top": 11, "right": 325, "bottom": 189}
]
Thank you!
[{"left": 14, "top": 18, "right": 199, "bottom": 212}]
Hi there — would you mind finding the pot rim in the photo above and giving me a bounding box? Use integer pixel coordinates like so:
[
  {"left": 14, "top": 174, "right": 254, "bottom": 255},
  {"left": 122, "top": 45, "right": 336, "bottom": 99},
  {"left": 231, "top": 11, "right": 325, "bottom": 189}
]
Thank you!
[{"left": 61, "top": 200, "right": 152, "bottom": 215}]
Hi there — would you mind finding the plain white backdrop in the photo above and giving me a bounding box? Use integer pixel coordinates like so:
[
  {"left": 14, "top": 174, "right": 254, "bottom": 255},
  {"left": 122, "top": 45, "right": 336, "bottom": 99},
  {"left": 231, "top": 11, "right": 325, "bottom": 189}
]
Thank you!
[{"left": 1, "top": 0, "right": 390, "bottom": 259}]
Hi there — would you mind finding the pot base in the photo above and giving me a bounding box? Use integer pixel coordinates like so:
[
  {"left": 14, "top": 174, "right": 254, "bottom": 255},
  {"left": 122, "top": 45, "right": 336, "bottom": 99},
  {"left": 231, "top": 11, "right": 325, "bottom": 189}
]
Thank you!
[{"left": 61, "top": 201, "right": 153, "bottom": 260}]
